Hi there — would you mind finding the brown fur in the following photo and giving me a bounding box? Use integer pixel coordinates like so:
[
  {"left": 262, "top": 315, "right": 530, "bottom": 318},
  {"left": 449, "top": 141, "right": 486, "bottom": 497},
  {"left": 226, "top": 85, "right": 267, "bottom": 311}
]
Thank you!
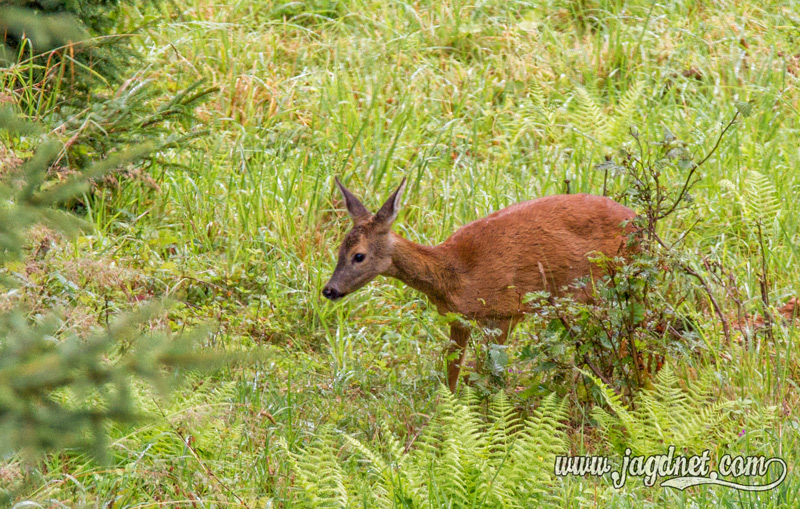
[{"left": 324, "top": 178, "right": 637, "bottom": 391}]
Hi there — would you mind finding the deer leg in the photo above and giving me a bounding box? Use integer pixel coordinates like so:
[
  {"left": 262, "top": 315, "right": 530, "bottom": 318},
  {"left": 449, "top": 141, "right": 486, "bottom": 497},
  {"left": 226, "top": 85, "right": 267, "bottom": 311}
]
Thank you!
[
  {"left": 446, "top": 322, "right": 470, "bottom": 392},
  {"left": 485, "top": 317, "right": 519, "bottom": 345}
]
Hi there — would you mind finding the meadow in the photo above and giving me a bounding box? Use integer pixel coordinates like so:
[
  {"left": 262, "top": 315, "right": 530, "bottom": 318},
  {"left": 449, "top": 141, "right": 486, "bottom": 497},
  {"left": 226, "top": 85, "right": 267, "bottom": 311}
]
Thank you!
[{"left": 2, "top": 0, "right": 799, "bottom": 506}]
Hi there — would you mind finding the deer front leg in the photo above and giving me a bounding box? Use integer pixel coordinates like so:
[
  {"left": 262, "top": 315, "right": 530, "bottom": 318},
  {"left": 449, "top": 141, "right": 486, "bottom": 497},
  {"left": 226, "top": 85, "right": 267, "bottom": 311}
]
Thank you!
[
  {"left": 483, "top": 317, "right": 518, "bottom": 345},
  {"left": 446, "top": 322, "right": 470, "bottom": 392}
]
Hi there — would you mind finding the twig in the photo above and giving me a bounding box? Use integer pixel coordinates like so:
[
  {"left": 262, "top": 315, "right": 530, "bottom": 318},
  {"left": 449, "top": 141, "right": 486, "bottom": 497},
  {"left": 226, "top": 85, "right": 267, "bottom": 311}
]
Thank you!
[
  {"left": 403, "top": 412, "right": 433, "bottom": 454},
  {"left": 582, "top": 354, "right": 617, "bottom": 391},
  {"left": 538, "top": 263, "right": 620, "bottom": 395},
  {"left": 659, "top": 111, "right": 739, "bottom": 220},
  {"left": 683, "top": 263, "right": 731, "bottom": 344},
  {"left": 153, "top": 399, "right": 251, "bottom": 508},
  {"left": 756, "top": 222, "right": 774, "bottom": 342}
]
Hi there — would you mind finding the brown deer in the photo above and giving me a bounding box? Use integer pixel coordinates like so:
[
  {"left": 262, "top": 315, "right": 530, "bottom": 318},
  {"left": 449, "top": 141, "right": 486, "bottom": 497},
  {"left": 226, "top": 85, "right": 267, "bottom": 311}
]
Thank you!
[{"left": 323, "top": 177, "right": 637, "bottom": 391}]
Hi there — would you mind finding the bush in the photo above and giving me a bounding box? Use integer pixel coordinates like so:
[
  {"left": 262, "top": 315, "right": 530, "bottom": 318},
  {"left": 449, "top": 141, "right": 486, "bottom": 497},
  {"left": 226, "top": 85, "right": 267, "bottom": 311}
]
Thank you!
[
  {"left": 0, "top": 107, "right": 223, "bottom": 503},
  {"left": 517, "top": 112, "right": 745, "bottom": 402},
  {"left": 0, "top": 1, "right": 215, "bottom": 170}
]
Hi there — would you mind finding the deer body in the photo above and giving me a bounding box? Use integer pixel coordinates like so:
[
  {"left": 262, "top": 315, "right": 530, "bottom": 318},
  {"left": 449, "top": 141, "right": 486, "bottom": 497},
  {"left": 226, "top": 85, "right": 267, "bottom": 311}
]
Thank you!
[{"left": 323, "top": 179, "right": 636, "bottom": 391}]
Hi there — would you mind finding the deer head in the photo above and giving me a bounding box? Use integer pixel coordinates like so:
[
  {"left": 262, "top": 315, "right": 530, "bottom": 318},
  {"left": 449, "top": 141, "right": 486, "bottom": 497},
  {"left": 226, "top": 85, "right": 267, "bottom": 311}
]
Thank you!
[{"left": 322, "top": 177, "right": 406, "bottom": 300}]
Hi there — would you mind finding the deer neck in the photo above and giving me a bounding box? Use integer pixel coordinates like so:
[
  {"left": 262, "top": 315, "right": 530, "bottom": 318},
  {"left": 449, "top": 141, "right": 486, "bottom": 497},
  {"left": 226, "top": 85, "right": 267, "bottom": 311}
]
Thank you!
[{"left": 384, "top": 233, "right": 457, "bottom": 305}]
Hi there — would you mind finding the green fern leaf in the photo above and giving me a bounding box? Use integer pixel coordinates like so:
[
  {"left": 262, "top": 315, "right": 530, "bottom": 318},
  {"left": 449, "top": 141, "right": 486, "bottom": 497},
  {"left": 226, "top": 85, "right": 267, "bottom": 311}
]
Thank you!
[
  {"left": 611, "top": 80, "right": 645, "bottom": 139},
  {"left": 573, "top": 87, "right": 611, "bottom": 142},
  {"left": 743, "top": 170, "right": 780, "bottom": 226}
]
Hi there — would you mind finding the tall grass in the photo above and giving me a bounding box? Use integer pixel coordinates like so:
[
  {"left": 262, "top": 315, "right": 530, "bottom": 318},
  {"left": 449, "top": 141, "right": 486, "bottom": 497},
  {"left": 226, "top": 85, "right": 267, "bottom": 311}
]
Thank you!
[{"left": 4, "top": 0, "right": 799, "bottom": 506}]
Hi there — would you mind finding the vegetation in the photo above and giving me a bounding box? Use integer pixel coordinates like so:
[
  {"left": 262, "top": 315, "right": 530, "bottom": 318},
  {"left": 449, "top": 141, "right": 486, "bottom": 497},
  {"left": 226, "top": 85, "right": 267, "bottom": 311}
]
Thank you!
[
  {"left": 281, "top": 387, "right": 568, "bottom": 507},
  {"left": 1, "top": 0, "right": 799, "bottom": 506}
]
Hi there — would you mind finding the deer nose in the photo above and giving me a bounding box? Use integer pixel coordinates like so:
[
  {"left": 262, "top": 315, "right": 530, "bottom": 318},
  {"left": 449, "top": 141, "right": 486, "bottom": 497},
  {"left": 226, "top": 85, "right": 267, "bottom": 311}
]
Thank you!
[{"left": 322, "top": 286, "right": 341, "bottom": 300}]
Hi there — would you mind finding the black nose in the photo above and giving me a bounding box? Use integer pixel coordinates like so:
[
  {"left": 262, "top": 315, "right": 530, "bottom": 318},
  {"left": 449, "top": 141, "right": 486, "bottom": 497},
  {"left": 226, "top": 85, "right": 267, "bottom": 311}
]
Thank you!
[{"left": 322, "top": 287, "right": 341, "bottom": 300}]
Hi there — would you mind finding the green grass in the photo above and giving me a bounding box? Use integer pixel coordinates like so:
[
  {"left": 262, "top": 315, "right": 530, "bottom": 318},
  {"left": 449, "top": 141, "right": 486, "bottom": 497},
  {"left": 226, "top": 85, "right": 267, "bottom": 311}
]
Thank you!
[{"left": 3, "top": 0, "right": 800, "bottom": 506}]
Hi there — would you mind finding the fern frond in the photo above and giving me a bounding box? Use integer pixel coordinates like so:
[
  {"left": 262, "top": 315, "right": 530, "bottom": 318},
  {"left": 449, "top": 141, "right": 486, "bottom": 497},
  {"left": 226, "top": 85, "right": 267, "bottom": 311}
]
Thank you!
[
  {"left": 279, "top": 426, "right": 350, "bottom": 508},
  {"left": 510, "top": 393, "right": 568, "bottom": 505},
  {"left": 488, "top": 390, "right": 524, "bottom": 461},
  {"left": 529, "top": 79, "right": 546, "bottom": 109},
  {"left": 743, "top": 170, "right": 781, "bottom": 227},
  {"left": 573, "top": 87, "right": 611, "bottom": 142},
  {"left": 285, "top": 385, "right": 571, "bottom": 506},
  {"left": 343, "top": 434, "right": 388, "bottom": 475},
  {"left": 611, "top": 80, "right": 644, "bottom": 139},
  {"left": 588, "top": 364, "right": 748, "bottom": 456},
  {"left": 582, "top": 368, "right": 642, "bottom": 447}
]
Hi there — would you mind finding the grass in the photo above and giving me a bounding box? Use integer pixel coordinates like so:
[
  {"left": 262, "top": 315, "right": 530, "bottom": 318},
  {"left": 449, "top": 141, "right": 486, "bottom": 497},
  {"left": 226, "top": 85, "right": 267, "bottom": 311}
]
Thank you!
[{"left": 2, "top": 0, "right": 800, "bottom": 506}]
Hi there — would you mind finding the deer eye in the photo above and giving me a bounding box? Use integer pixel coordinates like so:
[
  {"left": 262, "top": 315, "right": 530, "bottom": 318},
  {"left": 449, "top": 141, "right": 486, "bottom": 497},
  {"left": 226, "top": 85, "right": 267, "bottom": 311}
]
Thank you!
[{"left": 353, "top": 253, "right": 366, "bottom": 263}]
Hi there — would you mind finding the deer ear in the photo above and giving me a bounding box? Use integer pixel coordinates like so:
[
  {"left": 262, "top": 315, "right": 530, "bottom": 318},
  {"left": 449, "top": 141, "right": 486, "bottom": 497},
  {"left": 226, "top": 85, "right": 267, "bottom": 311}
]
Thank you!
[
  {"left": 374, "top": 177, "right": 406, "bottom": 231},
  {"left": 335, "top": 177, "right": 371, "bottom": 225}
]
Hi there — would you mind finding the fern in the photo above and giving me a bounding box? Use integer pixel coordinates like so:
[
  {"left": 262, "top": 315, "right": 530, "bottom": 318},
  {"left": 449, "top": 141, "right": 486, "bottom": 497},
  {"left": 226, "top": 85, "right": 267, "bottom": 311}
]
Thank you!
[
  {"left": 278, "top": 426, "right": 351, "bottom": 508},
  {"left": 573, "top": 86, "right": 611, "bottom": 142},
  {"left": 718, "top": 178, "right": 740, "bottom": 199},
  {"left": 743, "top": 170, "right": 781, "bottom": 227},
  {"left": 571, "top": 81, "right": 645, "bottom": 145},
  {"left": 719, "top": 171, "right": 782, "bottom": 246},
  {"left": 529, "top": 79, "right": 546, "bottom": 110},
  {"left": 85, "top": 377, "right": 251, "bottom": 499},
  {"left": 507, "top": 80, "right": 563, "bottom": 146},
  {"left": 282, "top": 386, "right": 569, "bottom": 507},
  {"left": 508, "top": 393, "right": 568, "bottom": 504},
  {"left": 586, "top": 365, "right": 770, "bottom": 456},
  {"left": 610, "top": 80, "right": 645, "bottom": 140}
]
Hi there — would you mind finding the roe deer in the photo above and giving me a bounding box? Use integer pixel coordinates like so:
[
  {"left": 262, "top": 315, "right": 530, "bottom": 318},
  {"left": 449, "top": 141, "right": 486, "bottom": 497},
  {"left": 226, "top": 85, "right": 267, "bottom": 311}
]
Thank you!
[{"left": 323, "top": 177, "right": 637, "bottom": 392}]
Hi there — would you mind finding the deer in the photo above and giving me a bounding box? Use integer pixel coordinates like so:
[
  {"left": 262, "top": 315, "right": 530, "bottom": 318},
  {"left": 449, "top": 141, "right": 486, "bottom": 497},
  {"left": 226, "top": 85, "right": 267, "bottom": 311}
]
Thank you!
[{"left": 322, "top": 177, "right": 638, "bottom": 392}]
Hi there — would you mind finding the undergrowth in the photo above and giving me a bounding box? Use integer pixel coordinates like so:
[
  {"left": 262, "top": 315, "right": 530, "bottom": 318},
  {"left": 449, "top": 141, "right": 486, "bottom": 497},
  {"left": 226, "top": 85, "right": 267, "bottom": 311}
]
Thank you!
[{"left": 2, "top": 0, "right": 799, "bottom": 506}]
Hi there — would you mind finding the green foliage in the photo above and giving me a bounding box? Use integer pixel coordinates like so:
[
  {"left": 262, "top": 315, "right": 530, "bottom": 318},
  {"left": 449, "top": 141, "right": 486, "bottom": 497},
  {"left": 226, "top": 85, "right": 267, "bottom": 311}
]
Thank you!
[
  {"left": 519, "top": 117, "right": 742, "bottom": 399},
  {"left": 0, "top": 107, "right": 149, "bottom": 272},
  {"left": 520, "top": 248, "right": 681, "bottom": 401},
  {"left": 280, "top": 425, "right": 351, "bottom": 507},
  {"left": 743, "top": 171, "right": 780, "bottom": 227},
  {"left": 2, "top": 0, "right": 799, "bottom": 506},
  {"left": 1, "top": 0, "right": 139, "bottom": 90},
  {"left": 0, "top": 108, "right": 229, "bottom": 497},
  {"left": 587, "top": 364, "right": 777, "bottom": 457},
  {"left": 718, "top": 169, "right": 781, "bottom": 230},
  {"left": 0, "top": 303, "right": 206, "bottom": 462},
  {"left": 57, "top": 77, "right": 216, "bottom": 169},
  {"left": 281, "top": 386, "right": 569, "bottom": 508},
  {"left": 571, "top": 81, "right": 645, "bottom": 145},
  {"left": 268, "top": 0, "right": 344, "bottom": 26},
  {"left": 0, "top": 6, "right": 86, "bottom": 65},
  {"left": 3, "top": 0, "right": 129, "bottom": 37},
  {"left": 0, "top": 0, "right": 214, "bottom": 169}
]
